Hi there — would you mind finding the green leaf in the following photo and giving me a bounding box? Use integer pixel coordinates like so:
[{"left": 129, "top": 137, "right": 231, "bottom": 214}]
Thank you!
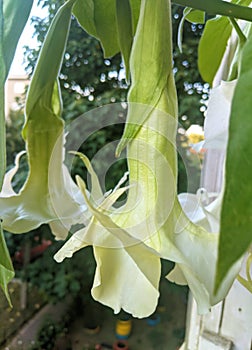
[
  {"left": 0, "top": 0, "right": 33, "bottom": 190},
  {"left": 73, "top": 0, "right": 119, "bottom": 58},
  {"left": 129, "top": 0, "right": 141, "bottom": 34},
  {"left": 185, "top": 8, "right": 205, "bottom": 23},
  {"left": 73, "top": 0, "right": 140, "bottom": 58},
  {"left": 116, "top": 0, "right": 133, "bottom": 82},
  {"left": 215, "top": 32, "right": 252, "bottom": 292},
  {"left": 198, "top": 16, "right": 232, "bottom": 85},
  {"left": 73, "top": 0, "right": 97, "bottom": 37},
  {"left": 0, "top": 221, "right": 15, "bottom": 306},
  {"left": 177, "top": 8, "right": 205, "bottom": 52},
  {"left": 1, "top": 0, "right": 33, "bottom": 80}
]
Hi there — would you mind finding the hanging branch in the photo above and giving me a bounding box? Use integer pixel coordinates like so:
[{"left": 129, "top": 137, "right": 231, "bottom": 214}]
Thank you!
[{"left": 172, "top": 0, "right": 252, "bottom": 21}]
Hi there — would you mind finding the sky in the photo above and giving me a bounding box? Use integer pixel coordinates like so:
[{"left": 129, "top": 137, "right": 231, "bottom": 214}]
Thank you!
[{"left": 9, "top": 2, "right": 47, "bottom": 76}]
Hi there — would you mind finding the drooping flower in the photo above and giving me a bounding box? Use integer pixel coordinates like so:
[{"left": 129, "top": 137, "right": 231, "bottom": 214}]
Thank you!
[
  {"left": 167, "top": 78, "right": 242, "bottom": 312},
  {"left": 0, "top": 0, "right": 86, "bottom": 239},
  {"left": 55, "top": 155, "right": 161, "bottom": 318},
  {"left": 55, "top": 0, "right": 175, "bottom": 318}
]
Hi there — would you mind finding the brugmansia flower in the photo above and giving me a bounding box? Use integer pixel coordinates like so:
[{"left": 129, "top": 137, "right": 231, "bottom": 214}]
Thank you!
[
  {"left": 54, "top": 0, "right": 240, "bottom": 317},
  {"left": 55, "top": 0, "right": 175, "bottom": 318},
  {"left": 55, "top": 153, "right": 161, "bottom": 318},
  {"left": 0, "top": 0, "right": 86, "bottom": 239},
  {"left": 169, "top": 78, "right": 241, "bottom": 311}
]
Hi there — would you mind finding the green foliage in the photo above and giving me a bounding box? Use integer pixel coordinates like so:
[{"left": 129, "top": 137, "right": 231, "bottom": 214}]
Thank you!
[
  {"left": 198, "top": 16, "right": 232, "bottom": 85},
  {"left": 29, "top": 316, "right": 72, "bottom": 350},
  {"left": 24, "top": 241, "right": 95, "bottom": 302},
  {"left": 73, "top": 0, "right": 119, "bottom": 57},
  {"left": 0, "top": 221, "right": 14, "bottom": 306},
  {"left": 184, "top": 8, "right": 205, "bottom": 24},
  {"left": 0, "top": 0, "right": 33, "bottom": 189}
]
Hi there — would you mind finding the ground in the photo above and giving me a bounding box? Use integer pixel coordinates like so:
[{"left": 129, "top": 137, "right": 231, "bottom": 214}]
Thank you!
[
  {"left": 69, "top": 281, "right": 187, "bottom": 350},
  {"left": 0, "top": 275, "right": 188, "bottom": 349}
]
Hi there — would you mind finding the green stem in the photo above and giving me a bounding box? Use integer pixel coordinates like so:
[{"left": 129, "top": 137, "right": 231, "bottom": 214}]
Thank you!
[
  {"left": 0, "top": 85, "right": 6, "bottom": 192},
  {"left": 229, "top": 17, "right": 247, "bottom": 45},
  {"left": 246, "top": 253, "right": 252, "bottom": 282},
  {"left": 0, "top": 0, "right": 5, "bottom": 191},
  {"left": 237, "top": 275, "right": 252, "bottom": 293},
  {"left": 171, "top": 0, "right": 252, "bottom": 21}
]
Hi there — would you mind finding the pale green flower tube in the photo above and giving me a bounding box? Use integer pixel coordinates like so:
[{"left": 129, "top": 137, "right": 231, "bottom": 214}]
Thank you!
[
  {"left": 0, "top": 0, "right": 86, "bottom": 239},
  {"left": 55, "top": 0, "right": 175, "bottom": 318}
]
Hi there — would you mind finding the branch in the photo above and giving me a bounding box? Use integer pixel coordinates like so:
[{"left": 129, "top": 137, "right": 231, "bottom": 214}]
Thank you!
[{"left": 172, "top": 0, "right": 252, "bottom": 22}]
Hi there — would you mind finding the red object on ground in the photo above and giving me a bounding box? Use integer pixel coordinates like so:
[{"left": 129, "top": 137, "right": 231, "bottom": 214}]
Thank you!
[{"left": 14, "top": 239, "right": 52, "bottom": 263}]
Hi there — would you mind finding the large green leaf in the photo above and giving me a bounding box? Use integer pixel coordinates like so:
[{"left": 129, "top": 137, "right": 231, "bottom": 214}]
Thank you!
[
  {"left": 73, "top": 0, "right": 119, "bottom": 57},
  {"left": 198, "top": 16, "right": 232, "bottom": 85},
  {"left": 0, "top": 222, "right": 15, "bottom": 306},
  {"left": 73, "top": 0, "right": 140, "bottom": 58},
  {"left": 215, "top": 31, "right": 252, "bottom": 291},
  {"left": 73, "top": 0, "right": 97, "bottom": 37},
  {"left": 0, "top": 0, "right": 33, "bottom": 190},
  {"left": 129, "top": 0, "right": 141, "bottom": 34}
]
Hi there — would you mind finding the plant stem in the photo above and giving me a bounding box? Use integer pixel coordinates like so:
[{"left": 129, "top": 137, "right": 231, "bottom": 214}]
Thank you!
[
  {"left": 237, "top": 275, "right": 252, "bottom": 293},
  {"left": 0, "top": 0, "right": 5, "bottom": 190},
  {"left": 0, "top": 85, "right": 6, "bottom": 192},
  {"left": 229, "top": 17, "right": 247, "bottom": 45},
  {"left": 172, "top": 0, "right": 252, "bottom": 21}
]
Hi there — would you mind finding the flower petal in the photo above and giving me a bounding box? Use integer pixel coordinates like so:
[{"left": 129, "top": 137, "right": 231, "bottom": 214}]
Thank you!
[
  {"left": 164, "top": 200, "right": 241, "bottom": 314},
  {"left": 0, "top": 151, "right": 26, "bottom": 197},
  {"left": 204, "top": 79, "right": 237, "bottom": 150},
  {"left": 54, "top": 217, "right": 161, "bottom": 318},
  {"left": 92, "top": 244, "right": 160, "bottom": 318}
]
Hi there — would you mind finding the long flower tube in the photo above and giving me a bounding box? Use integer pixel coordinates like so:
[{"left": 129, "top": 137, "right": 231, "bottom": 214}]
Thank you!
[
  {"left": 55, "top": 0, "right": 240, "bottom": 317},
  {"left": 0, "top": 0, "right": 86, "bottom": 239},
  {"left": 55, "top": 0, "right": 175, "bottom": 318}
]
